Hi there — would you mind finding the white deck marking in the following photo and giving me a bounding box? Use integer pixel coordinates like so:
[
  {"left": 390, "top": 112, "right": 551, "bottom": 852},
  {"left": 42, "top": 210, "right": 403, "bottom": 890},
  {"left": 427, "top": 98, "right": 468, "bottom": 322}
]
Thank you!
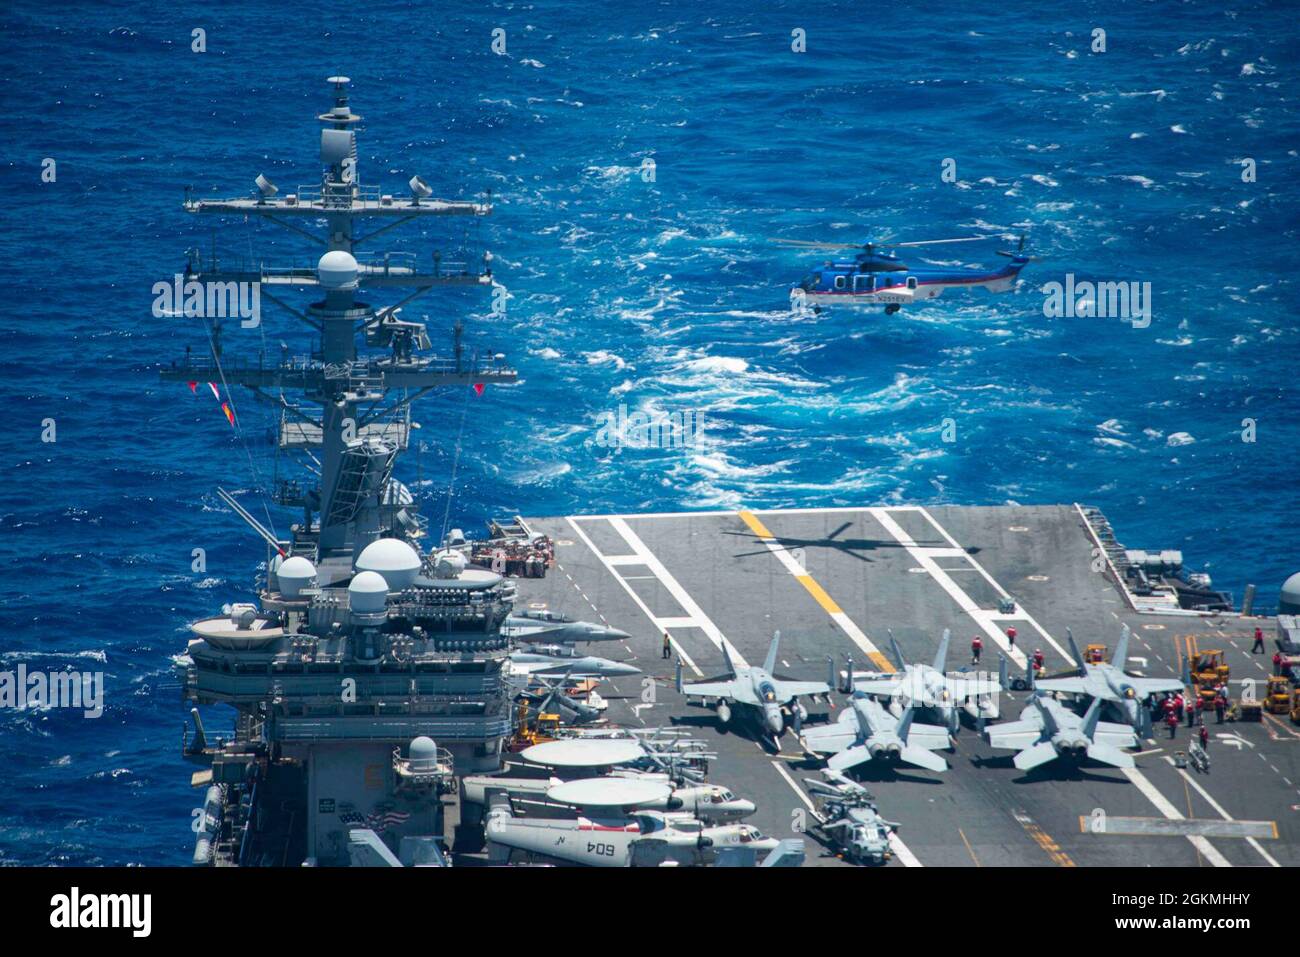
[
  {"left": 862, "top": 507, "right": 1036, "bottom": 668},
  {"left": 565, "top": 516, "right": 703, "bottom": 676},
  {"left": 1163, "top": 757, "right": 1280, "bottom": 867},
  {"left": 737, "top": 510, "right": 892, "bottom": 670},
  {"left": 605, "top": 516, "right": 747, "bottom": 666},
  {"left": 1121, "top": 767, "right": 1231, "bottom": 867},
  {"left": 567, "top": 515, "right": 746, "bottom": 669}
]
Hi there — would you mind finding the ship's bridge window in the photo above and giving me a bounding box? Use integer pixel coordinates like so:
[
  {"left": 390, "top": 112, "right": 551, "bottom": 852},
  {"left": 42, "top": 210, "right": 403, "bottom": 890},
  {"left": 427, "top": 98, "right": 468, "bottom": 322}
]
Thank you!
[{"left": 834, "top": 275, "right": 846, "bottom": 290}]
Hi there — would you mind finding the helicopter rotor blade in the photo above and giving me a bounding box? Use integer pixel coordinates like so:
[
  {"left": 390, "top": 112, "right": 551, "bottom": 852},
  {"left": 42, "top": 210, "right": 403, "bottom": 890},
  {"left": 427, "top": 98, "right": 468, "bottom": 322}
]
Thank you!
[
  {"left": 875, "top": 236, "right": 990, "bottom": 248},
  {"left": 770, "top": 238, "right": 864, "bottom": 249}
]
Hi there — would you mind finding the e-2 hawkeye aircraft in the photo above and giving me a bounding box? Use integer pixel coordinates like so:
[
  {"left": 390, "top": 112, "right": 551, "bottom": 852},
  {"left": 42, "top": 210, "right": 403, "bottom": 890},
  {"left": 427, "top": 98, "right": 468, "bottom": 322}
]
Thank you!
[{"left": 778, "top": 233, "right": 1036, "bottom": 314}]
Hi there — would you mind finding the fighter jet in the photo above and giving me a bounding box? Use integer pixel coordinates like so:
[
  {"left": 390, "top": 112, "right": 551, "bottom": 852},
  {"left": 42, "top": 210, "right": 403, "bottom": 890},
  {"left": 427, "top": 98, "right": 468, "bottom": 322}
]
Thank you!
[
  {"left": 983, "top": 694, "right": 1138, "bottom": 771},
  {"left": 675, "top": 632, "right": 831, "bottom": 739},
  {"left": 1033, "top": 626, "right": 1184, "bottom": 732},
  {"left": 507, "top": 646, "right": 641, "bottom": 678},
  {"left": 843, "top": 629, "right": 1001, "bottom": 733},
  {"left": 800, "top": 696, "right": 951, "bottom": 773},
  {"left": 503, "top": 609, "right": 630, "bottom": 646}
]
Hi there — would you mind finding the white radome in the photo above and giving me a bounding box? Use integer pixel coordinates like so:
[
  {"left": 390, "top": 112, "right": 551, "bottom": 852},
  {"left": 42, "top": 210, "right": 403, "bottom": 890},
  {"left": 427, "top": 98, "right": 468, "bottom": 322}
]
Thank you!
[
  {"left": 355, "top": 537, "right": 421, "bottom": 590},
  {"left": 277, "top": 555, "right": 317, "bottom": 597},
  {"left": 348, "top": 570, "right": 390, "bottom": 614},
  {"left": 317, "top": 250, "right": 359, "bottom": 289}
]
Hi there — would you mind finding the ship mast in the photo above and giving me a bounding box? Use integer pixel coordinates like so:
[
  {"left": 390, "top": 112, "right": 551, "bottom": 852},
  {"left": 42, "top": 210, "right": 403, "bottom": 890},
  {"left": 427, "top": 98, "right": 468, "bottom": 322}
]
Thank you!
[{"left": 164, "top": 76, "right": 513, "bottom": 572}]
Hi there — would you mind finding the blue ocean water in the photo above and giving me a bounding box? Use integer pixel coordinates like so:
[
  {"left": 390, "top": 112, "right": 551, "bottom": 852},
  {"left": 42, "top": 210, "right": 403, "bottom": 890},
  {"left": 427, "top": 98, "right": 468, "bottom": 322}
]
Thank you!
[{"left": 0, "top": 1, "right": 1296, "bottom": 864}]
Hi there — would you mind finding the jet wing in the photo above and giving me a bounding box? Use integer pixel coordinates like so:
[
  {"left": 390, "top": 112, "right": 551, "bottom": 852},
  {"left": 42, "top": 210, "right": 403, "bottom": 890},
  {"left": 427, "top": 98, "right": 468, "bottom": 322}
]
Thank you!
[
  {"left": 771, "top": 679, "right": 831, "bottom": 700},
  {"left": 1033, "top": 676, "right": 1089, "bottom": 695},
  {"left": 801, "top": 722, "right": 857, "bottom": 756},
  {"left": 946, "top": 674, "right": 1002, "bottom": 699},
  {"left": 1124, "top": 675, "right": 1185, "bottom": 697},
  {"left": 682, "top": 679, "right": 757, "bottom": 705},
  {"left": 848, "top": 677, "right": 903, "bottom": 697},
  {"left": 984, "top": 719, "right": 1043, "bottom": 752}
]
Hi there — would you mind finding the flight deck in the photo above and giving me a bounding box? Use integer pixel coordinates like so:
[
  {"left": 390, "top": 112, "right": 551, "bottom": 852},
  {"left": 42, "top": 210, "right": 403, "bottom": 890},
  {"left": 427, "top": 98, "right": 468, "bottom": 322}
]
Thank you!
[{"left": 512, "top": 504, "right": 1297, "bottom": 868}]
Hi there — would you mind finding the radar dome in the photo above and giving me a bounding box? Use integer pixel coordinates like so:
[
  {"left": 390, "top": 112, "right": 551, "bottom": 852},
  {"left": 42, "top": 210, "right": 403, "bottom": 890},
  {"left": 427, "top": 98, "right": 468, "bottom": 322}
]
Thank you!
[
  {"left": 1281, "top": 572, "right": 1300, "bottom": 616},
  {"left": 356, "top": 538, "right": 421, "bottom": 590},
  {"left": 317, "top": 250, "right": 359, "bottom": 289},
  {"left": 408, "top": 736, "right": 439, "bottom": 770},
  {"left": 277, "top": 555, "right": 317, "bottom": 597},
  {"left": 348, "top": 571, "right": 390, "bottom": 614}
]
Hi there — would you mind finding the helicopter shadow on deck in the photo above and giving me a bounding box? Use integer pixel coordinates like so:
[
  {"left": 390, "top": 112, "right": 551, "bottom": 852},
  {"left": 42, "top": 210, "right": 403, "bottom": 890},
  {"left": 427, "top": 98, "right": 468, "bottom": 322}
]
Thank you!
[{"left": 724, "top": 520, "right": 980, "bottom": 565}]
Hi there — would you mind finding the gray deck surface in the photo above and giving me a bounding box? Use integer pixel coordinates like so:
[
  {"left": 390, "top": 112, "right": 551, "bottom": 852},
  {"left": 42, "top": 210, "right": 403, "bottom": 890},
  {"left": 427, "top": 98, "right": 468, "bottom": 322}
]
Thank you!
[{"left": 513, "top": 505, "right": 1297, "bottom": 868}]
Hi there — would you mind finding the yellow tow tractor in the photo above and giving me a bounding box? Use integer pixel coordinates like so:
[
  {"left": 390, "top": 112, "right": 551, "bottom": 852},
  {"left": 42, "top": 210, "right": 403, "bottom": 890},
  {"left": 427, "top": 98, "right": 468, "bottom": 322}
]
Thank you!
[
  {"left": 507, "top": 701, "right": 561, "bottom": 751},
  {"left": 1263, "top": 676, "right": 1292, "bottom": 715},
  {"left": 1186, "top": 641, "right": 1230, "bottom": 706}
]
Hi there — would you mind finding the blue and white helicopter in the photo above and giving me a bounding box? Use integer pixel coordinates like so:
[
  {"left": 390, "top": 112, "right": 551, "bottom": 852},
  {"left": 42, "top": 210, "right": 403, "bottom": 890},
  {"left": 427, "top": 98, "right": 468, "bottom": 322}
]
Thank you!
[{"left": 780, "top": 234, "right": 1036, "bottom": 314}]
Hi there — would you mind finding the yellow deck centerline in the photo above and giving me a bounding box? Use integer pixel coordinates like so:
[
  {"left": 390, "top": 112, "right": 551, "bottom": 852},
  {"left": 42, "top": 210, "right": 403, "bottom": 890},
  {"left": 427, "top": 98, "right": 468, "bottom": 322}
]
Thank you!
[{"left": 737, "top": 509, "right": 893, "bottom": 672}]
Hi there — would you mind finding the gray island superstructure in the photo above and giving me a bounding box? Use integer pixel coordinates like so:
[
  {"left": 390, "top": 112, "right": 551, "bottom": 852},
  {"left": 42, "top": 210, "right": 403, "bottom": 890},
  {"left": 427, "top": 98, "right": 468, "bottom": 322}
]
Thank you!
[{"left": 169, "top": 77, "right": 521, "bottom": 866}]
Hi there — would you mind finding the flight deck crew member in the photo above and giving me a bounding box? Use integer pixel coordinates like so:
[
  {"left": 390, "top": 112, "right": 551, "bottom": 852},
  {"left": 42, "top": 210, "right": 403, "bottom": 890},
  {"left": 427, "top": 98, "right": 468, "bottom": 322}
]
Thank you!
[
  {"left": 1032, "top": 648, "right": 1045, "bottom": 673},
  {"left": 662, "top": 631, "right": 672, "bottom": 660},
  {"left": 1253, "top": 627, "right": 1266, "bottom": 654},
  {"left": 1198, "top": 725, "right": 1209, "bottom": 750},
  {"left": 1006, "top": 626, "right": 1017, "bottom": 650},
  {"left": 1186, "top": 695, "right": 1196, "bottom": 727},
  {"left": 1195, "top": 695, "right": 1205, "bottom": 723},
  {"left": 1214, "top": 695, "right": 1225, "bottom": 724},
  {"left": 971, "top": 635, "right": 983, "bottom": 665},
  {"left": 1274, "top": 651, "right": 1283, "bottom": 676},
  {"left": 1166, "top": 711, "right": 1178, "bottom": 738}
]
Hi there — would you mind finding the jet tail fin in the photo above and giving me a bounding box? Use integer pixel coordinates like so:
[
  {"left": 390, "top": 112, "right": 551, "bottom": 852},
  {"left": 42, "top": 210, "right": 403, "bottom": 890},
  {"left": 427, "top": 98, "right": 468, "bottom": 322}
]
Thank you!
[
  {"left": 720, "top": 641, "right": 738, "bottom": 677},
  {"left": 1081, "top": 696, "right": 1103, "bottom": 738},
  {"left": 675, "top": 657, "right": 683, "bottom": 695},
  {"left": 1066, "top": 628, "right": 1086, "bottom": 676},
  {"left": 1031, "top": 694, "right": 1058, "bottom": 737},
  {"left": 763, "top": 631, "right": 780, "bottom": 675},
  {"left": 999, "top": 654, "right": 1009, "bottom": 693},
  {"left": 887, "top": 630, "right": 906, "bottom": 672},
  {"left": 1113, "top": 625, "right": 1131, "bottom": 670},
  {"left": 932, "top": 628, "right": 950, "bottom": 673},
  {"left": 897, "top": 704, "right": 916, "bottom": 742}
]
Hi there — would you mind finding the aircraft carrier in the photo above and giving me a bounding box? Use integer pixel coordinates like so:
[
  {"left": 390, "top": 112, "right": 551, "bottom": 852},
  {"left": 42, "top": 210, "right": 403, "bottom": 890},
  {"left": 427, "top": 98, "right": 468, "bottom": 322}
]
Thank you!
[
  {"left": 509, "top": 505, "right": 1299, "bottom": 867},
  {"left": 165, "top": 77, "right": 1297, "bottom": 869}
]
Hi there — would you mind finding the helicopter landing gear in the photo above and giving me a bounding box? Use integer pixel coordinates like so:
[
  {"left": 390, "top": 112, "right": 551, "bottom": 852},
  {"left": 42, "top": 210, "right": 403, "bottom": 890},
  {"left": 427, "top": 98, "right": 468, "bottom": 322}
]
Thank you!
[{"left": 884, "top": 304, "right": 901, "bottom": 315}]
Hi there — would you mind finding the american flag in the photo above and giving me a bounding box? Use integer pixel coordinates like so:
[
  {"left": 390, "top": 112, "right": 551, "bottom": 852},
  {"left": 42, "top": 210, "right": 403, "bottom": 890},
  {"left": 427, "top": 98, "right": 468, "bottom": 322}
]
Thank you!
[{"left": 339, "top": 808, "right": 411, "bottom": 833}]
